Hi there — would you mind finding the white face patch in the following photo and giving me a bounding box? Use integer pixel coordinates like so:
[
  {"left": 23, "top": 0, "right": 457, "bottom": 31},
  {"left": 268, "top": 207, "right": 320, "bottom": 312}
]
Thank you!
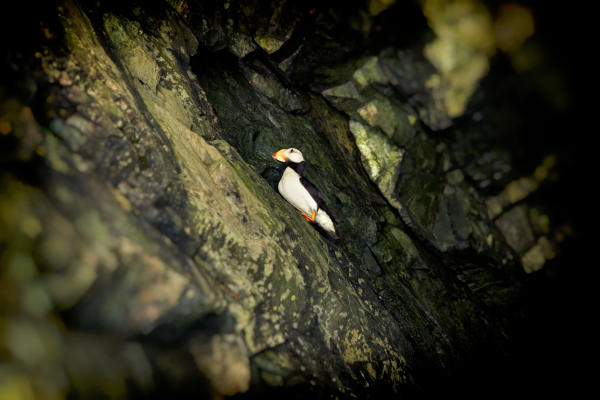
[{"left": 284, "top": 148, "right": 305, "bottom": 163}]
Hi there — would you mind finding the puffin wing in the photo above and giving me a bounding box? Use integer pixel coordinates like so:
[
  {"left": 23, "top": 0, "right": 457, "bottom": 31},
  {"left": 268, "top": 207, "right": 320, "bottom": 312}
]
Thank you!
[
  {"left": 300, "top": 177, "right": 339, "bottom": 238},
  {"left": 299, "top": 176, "right": 324, "bottom": 208}
]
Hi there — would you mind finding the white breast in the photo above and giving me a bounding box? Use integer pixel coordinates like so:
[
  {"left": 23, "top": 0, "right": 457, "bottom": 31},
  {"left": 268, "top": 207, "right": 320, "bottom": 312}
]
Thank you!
[{"left": 278, "top": 167, "right": 317, "bottom": 216}]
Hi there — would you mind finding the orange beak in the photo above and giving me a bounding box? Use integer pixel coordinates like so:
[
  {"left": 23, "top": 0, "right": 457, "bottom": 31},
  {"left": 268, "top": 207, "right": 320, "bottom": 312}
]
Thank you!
[{"left": 272, "top": 149, "right": 287, "bottom": 162}]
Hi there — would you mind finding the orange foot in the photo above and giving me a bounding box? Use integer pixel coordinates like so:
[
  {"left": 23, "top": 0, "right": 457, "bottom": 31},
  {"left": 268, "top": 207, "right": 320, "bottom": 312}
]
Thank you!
[{"left": 300, "top": 210, "right": 316, "bottom": 222}]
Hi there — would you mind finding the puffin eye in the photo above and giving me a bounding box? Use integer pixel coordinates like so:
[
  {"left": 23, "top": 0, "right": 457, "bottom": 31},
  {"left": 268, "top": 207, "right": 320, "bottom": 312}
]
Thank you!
[{"left": 290, "top": 149, "right": 295, "bottom": 153}]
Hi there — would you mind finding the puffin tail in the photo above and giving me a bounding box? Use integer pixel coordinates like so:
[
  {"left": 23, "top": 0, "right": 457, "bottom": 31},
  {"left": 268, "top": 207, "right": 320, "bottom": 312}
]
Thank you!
[{"left": 315, "top": 209, "right": 340, "bottom": 239}]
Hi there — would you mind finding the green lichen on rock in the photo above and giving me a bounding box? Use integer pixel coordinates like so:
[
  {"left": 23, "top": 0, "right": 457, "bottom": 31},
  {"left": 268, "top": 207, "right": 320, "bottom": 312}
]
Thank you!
[
  {"left": 322, "top": 51, "right": 507, "bottom": 256},
  {"left": 1, "top": 0, "right": 575, "bottom": 398},
  {"left": 349, "top": 119, "right": 403, "bottom": 209},
  {"left": 25, "top": 2, "right": 418, "bottom": 395}
]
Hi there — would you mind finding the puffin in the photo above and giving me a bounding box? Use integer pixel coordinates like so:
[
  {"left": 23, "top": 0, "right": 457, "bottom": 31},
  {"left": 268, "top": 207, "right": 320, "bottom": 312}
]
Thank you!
[{"left": 272, "top": 148, "right": 340, "bottom": 239}]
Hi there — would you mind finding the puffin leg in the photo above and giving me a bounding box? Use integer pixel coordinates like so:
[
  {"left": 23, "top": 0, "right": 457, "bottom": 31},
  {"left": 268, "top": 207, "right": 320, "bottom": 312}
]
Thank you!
[{"left": 300, "top": 210, "right": 316, "bottom": 222}]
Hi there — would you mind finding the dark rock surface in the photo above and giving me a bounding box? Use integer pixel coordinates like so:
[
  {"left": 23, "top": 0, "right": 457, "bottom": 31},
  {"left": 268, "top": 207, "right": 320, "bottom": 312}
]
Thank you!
[{"left": 1, "top": 1, "right": 587, "bottom": 399}]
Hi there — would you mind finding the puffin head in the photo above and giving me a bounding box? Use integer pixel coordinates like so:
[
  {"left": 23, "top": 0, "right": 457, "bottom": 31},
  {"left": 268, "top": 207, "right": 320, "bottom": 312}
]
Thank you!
[{"left": 272, "top": 148, "right": 305, "bottom": 164}]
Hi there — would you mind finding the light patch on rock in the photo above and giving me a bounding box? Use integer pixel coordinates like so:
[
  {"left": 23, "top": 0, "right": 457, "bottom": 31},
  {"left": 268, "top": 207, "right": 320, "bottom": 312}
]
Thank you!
[
  {"left": 189, "top": 334, "right": 251, "bottom": 396},
  {"left": 495, "top": 205, "right": 535, "bottom": 253},
  {"left": 487, "top": 154, "right": 557, "bottom": 218},
  {"left": 521, "top": 244, "right": 545, "bottom": 273},
  {"left": 341, "top": 328, "right": 372, "bottom": 364},
  {"left": 357, "top": 99, "right": 399, "bottom": 137},
  {"left": 255, "top": 34, "right": 287, "bottom": 54},
  {"left": 422, "top": 0, "right": 495, "bottom": 118},
  {"left": 228, "top": 31, "right": 257, "bottom": 58},
  {"left": 322, "top": 80, "right": 361, "bottom": 101},
  {"left": 353, "top": 56, "right": 388, "bottom": 87},
  {"left": 349, "top": 120, "right": 404, "bottom": 209},
  {"left": 368, "top": 0, "right": 397, "bottom": 16}
]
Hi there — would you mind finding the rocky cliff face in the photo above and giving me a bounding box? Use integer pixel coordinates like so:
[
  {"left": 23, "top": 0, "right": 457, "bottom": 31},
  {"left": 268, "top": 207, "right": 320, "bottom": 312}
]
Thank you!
[{"left": 1, "top": 1, "right": 583, "bottom": 399}]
